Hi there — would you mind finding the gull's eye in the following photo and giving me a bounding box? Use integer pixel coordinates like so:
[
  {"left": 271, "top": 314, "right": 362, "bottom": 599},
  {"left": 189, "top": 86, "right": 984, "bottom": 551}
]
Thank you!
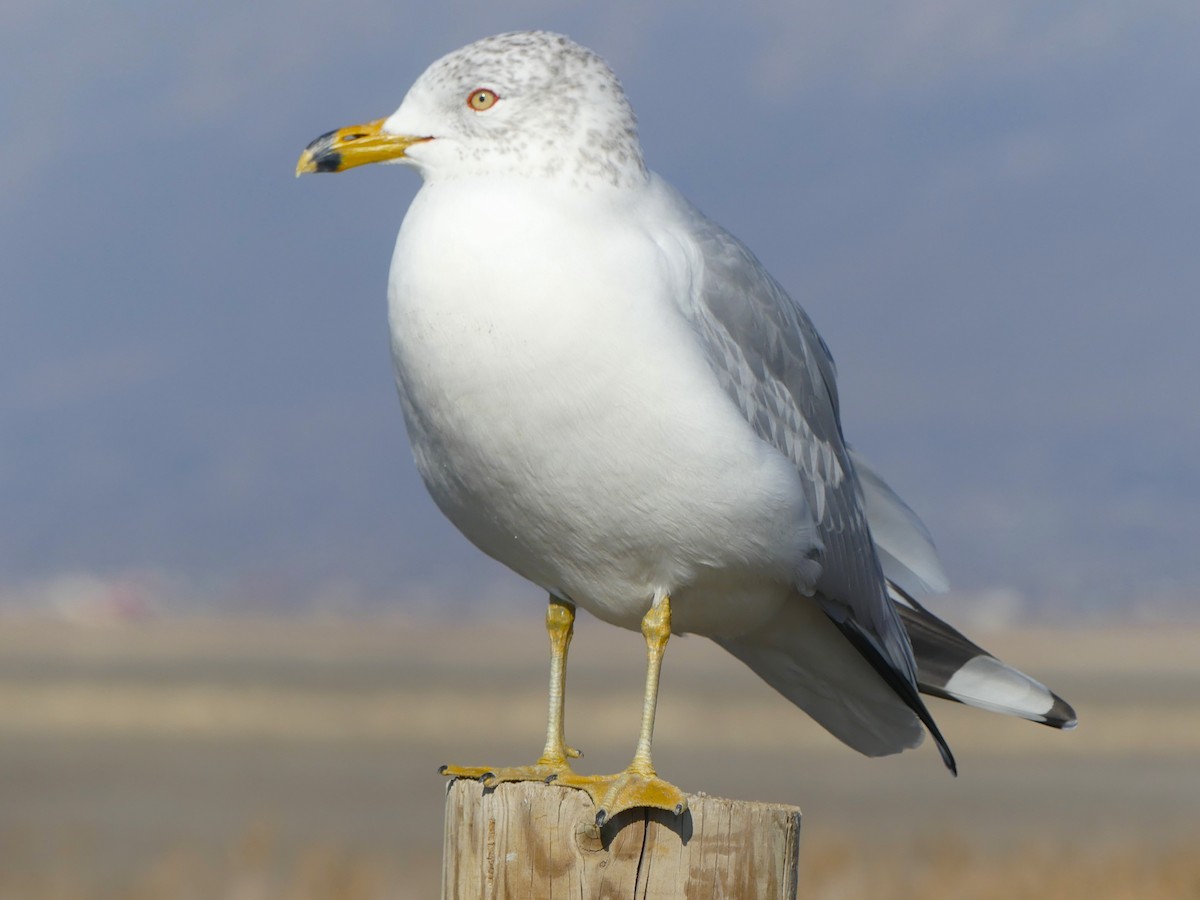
[{"left": 467, "top": 88, "right": 499, "bottom": 111}]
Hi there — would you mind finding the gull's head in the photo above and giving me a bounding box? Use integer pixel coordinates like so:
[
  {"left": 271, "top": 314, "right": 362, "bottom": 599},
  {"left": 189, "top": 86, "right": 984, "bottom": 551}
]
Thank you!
[{"left": 296, "top": 31, "right": 647, "bottom": 189}]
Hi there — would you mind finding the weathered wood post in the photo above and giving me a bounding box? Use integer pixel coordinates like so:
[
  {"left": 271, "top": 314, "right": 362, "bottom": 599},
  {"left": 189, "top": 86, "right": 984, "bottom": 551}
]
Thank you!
[{"left": 441, "top": 779, "right": 801, "bottom": 898}]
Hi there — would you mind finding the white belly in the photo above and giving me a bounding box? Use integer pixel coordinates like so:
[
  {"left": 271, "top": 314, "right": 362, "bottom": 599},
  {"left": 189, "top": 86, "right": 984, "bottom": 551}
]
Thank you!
[{"left": 386, "top": 181, "right": 814, "bottom": 636}]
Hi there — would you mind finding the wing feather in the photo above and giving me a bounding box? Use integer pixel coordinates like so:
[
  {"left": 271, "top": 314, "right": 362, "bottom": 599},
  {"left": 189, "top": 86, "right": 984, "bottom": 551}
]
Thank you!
[{"left": 659, "top": 183, "right": 955, "bottom": 771}]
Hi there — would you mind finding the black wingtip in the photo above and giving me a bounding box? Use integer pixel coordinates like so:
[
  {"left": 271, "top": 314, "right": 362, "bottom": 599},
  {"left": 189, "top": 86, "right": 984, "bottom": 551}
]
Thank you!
[
  {"left": 932, "top": 720, "right": 958, "bottom": 776},
  {"left": 1046, "top": 694, "right": 1079, "bottom": 730},
  {"left": 912, "top": 681, "right": 960, "bottom": 777},
  {"left": 832, "top": 616, "right": 957, "bottom": 776},
  {"left": 890, "top": 583, "right": 1077, "bottom": 737}
]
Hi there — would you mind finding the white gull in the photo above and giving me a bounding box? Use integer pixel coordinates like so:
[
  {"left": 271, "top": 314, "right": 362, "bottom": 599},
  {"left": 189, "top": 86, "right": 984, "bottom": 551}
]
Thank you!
[{"left": 298, "top": 30, "right": 1075, "bottom": 825}]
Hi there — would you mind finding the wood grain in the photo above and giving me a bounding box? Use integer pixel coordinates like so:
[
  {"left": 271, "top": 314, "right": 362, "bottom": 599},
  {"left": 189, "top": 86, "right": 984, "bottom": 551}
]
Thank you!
[{"left": 441, "top": 778, "right": 801, "bottom": 898}]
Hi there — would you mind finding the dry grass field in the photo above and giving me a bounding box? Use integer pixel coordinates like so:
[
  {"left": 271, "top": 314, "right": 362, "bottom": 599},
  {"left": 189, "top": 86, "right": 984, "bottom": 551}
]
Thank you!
[{"left": 0, "top": 614, "right": 1197, "bottom": 898}]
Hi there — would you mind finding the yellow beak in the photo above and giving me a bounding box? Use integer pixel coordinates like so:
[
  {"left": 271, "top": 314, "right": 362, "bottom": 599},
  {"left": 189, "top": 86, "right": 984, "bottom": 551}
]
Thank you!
[{"left": 295, "top": 118, "right": 431, "bottom": 176}]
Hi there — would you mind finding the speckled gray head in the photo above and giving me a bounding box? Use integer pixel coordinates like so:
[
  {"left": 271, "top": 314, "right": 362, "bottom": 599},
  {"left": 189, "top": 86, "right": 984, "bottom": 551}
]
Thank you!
[
  {"left": 298, "top": 31, "right": 648, "bottom": 189},
  {"left": 392, "top": 31, "right": 647, "bottom": 187}
]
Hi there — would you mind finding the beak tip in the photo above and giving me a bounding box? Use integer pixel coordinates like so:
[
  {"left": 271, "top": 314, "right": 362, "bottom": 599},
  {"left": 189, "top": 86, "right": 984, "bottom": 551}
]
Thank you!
[{"left": 295, "top": 149, "right": 320, "bottom": 177}]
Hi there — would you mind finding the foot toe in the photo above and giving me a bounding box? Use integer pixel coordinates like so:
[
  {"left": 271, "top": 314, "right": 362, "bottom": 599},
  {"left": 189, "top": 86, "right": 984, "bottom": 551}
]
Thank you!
[
  {"left": 554, "top": 769, "right": 687, "bottom": 823},
  {"left": 440, "top": 760, "right": 576, "bottom": 786}
]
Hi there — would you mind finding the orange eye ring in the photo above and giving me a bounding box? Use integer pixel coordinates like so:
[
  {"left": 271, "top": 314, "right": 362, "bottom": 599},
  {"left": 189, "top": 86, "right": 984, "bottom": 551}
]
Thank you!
[{"left": 467, "top": 88, "right": 499, "bottom": 111}]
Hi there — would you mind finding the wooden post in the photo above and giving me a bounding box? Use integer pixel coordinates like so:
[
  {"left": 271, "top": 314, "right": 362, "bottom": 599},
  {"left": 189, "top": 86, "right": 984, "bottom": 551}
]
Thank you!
[{"left": 441, "top": 779, "right": 801, "bottom": 899}]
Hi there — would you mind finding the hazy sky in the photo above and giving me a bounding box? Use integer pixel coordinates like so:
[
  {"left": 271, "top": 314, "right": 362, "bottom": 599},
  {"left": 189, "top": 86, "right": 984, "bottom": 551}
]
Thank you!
[{"left": 3, "top": 1, "right": 1197, "bottom": 619}]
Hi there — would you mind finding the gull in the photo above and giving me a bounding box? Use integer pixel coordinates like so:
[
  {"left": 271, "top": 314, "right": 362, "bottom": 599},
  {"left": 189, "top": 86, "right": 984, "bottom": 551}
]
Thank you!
[{"left": 297, "top": 31, "right": 1075, "bottom": 826}]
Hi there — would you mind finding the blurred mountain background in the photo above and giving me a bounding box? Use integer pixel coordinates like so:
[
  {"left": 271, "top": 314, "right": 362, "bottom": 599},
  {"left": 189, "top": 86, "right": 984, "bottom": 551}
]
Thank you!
[{"left": 3, "top": 1, "right": 1199, "bottom": 624}]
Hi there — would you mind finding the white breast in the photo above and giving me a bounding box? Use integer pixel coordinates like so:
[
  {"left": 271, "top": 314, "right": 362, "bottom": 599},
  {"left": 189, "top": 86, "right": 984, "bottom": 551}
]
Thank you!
[{"left": 386, "top": 179, "right": 813, "bottom": 635}]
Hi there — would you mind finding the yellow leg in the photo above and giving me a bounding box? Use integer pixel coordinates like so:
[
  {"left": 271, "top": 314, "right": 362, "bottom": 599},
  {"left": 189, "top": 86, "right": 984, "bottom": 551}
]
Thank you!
[
  {"left": 439, "top": 596, "right": 583, "bottom": 783},
  {"left": 552, "top": 593, "right": 688, "bottom": 825},
  {"left": 538, "top": 596, "right": 583, "bottom": 765},
  {"left": 631, "top": 592, "right": 669, "bottom": 773}
]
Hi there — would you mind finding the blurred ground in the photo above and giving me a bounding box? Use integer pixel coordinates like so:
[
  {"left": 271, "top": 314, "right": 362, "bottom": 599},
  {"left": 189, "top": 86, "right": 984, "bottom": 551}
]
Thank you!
[{"left": 0, "top": 615, "right": 1197, "bottom": 898}]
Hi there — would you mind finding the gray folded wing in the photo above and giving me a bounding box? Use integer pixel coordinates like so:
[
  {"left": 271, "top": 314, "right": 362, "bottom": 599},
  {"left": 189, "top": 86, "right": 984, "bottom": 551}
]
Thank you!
[{"left": 670, "top": 192, "right": 955, "bottom": 772}]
